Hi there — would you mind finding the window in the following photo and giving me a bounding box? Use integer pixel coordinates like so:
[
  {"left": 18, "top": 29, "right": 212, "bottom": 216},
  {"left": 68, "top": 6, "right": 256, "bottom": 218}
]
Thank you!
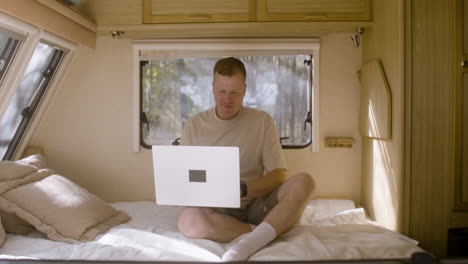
[
  {"left": 0, "top": 28, "right": 21, "bottom": 87},
  {"left": 140, "top": 54, "right": 315, "bottom": 149},
  {"left": 0, "top": 41, "right": 65, "bottom": 160},
  {"left": 134, "top": 39, "right": 320, "bottom": 152},
  {"left": 0, "top": 11, "right": 76, "bottom": 161}
]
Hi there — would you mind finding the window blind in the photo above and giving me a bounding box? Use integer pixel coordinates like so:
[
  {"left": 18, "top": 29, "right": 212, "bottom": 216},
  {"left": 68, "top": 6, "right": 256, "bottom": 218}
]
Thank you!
[{"left": 135, "top": 38, "right": 320, "bottom": 60}]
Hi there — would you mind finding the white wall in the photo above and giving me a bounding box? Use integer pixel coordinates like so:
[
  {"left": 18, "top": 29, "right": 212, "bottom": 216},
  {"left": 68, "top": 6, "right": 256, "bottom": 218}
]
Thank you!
[
  {"left": 361, "top": 0, "right": 405, "bottom": 232},
  {"left": 285, "top": 33, "right": 362, "bottom": 203},
  {"left": 30, "top": 33, "right": 362, "bottom": 203}
]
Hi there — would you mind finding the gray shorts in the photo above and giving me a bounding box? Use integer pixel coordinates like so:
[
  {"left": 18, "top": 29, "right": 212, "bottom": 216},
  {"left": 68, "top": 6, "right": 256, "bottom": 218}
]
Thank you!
[{"left": 214, "top": 187, "right": 280, "bottom": 225}]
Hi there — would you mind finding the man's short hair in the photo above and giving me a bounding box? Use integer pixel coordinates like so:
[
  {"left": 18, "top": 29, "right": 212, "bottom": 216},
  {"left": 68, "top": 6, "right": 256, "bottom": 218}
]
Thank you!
[{"left": 213, "top": 57, "right": 246, "bottom": 80}]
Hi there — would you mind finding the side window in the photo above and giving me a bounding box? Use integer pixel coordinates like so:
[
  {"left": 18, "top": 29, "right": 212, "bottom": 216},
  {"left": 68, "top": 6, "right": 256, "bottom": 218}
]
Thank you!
[
  {"left": 140, "top": 55, "right": 313, "bottom": 148},
  {"left": 0, "top": 42, "right": 65, "bottom": 160},
  {"left": 0, "top": 28, "right": 21, "bottom": 87}
]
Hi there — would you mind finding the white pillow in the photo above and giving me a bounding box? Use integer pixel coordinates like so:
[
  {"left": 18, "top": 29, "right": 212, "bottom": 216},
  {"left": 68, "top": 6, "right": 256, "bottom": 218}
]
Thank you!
[
  {"left": 298, "top": 199, "right": 356, "bottom": 225},
  {"left": 312, "top": 208, "right": 368, "bottom": 227}
]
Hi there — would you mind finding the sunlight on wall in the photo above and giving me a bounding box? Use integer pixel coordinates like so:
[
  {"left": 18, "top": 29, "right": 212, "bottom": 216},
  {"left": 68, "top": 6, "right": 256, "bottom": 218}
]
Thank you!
[
  {"left": 362, "top": 66, "right": 398, "bottom": 231},
  {"left": 371, "top": 138, "right": 398, "bottom": 230},
  {"left": 368, "top": 101, "right": 380, "bottom": 138},
  {"left": 361, "top": 0, "right": 403, "bottom": 233},
  {"left": 365, "top": 101, "right": 398, "bottom": 230}
]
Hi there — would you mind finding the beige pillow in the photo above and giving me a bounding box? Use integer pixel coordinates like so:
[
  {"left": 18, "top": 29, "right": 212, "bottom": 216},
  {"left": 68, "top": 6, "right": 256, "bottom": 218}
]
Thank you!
[
  {"left": 16, "top": 154, "right": 48, "bottom": 170},
  {"left": 0, "top": 216, "right": 5, "bottom": 247},
  {"left": 0, "top": 155, "right": 39, "bottom": 235},
  {"left": 0, "top": 155, "right": 130, "bottom": 243},
  {"left": 0, "top": 211, "right": 34, "bottom": 235},
  {"left": 0, "top": 218, "right": 6, "bottom": 247}
]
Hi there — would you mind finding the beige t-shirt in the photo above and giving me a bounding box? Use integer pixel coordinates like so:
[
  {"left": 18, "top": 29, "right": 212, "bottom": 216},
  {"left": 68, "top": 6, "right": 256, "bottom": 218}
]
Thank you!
[{"left": 180, "top": 107, "right": 288, "bottom": 183}]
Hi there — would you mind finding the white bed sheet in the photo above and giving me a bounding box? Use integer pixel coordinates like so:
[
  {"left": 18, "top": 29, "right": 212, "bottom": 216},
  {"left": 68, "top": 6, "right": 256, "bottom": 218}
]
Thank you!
[{"left": 0, "top": 201, "right": 424, "bottom": 262}]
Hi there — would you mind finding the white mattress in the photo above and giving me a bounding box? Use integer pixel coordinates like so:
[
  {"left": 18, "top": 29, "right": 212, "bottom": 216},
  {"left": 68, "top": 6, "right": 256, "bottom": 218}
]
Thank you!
[{"left": 0, "top": 200, "right": 424, "bottom": 262}]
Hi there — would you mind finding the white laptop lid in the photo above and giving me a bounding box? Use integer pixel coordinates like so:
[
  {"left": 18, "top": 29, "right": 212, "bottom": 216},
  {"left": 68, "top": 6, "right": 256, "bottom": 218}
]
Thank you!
[{"left": 152, "top": 145, "right": 240, "bottom": 208}]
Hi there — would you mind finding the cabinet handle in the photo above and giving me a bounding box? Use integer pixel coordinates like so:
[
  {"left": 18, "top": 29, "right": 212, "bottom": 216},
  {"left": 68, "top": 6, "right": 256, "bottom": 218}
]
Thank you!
[
  {"left": 461, "top": 60, "right": 468, "bottom": 67},
  {"left": 188, "top": 15, "right": 212, "bottom": 21},
  {"left": 304, "top": 13, "right": 328, "bottom": 19}
]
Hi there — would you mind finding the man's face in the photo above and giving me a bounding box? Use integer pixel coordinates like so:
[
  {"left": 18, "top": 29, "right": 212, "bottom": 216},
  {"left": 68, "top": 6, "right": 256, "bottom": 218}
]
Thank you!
[{"left": 212, "top": 72, "right": 246, "bottom": 120}]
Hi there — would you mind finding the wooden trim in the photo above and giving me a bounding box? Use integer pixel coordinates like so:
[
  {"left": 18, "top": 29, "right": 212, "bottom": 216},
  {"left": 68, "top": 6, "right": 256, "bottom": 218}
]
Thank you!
[
  {"left": 143, "top": 14, "right": 250, "bottom": 24},
  {"left": 142, "top": 0, "right": 252, "bottom": 24},
  {"left": 257, "top": 0, "right": 268, "bottom": 21},
  {"left": 453, "top": 0, "right": 462, "bottom": 210},
  {"left": 364, "top": 0, "right": 372, "bottom": 20},
  {"left": 403, "top": 0, "right": 412, "bottom": 236},
  {"left": 396, "top": 0, "right": 405, "bottom": 233},
  {"left": 453, "top": 0, "right": 468, "bottom": 211},
  {"left": 248, "top": 0, "right": 257, "bottom": 22},
  {"left": 142, "top": 0, "right": 153, "bottom": 24},
  {"left": 258, "top": 0, "right": 372, "bottom": 22},
  {"left": 97, "top": 21, "right": 373, "bottom": 39}
]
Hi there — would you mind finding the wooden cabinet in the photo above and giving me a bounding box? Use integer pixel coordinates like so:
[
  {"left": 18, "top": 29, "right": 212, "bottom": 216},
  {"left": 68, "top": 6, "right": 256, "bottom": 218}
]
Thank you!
[
  {"left": 455, "top": 0, "right": 468, "bottom": 211},
  {"left": 143, "top": 0, "right": 371, "bottom": 24},
  {"left": 143, "top": 0, "right": 256, "bottom": 23},
  {"left": 257, "top": 0, "right": 371, "bottom": 21}
]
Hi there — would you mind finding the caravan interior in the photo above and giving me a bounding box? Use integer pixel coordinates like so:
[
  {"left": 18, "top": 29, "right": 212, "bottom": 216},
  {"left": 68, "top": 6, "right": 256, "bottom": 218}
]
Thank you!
[{"left": 0, "top": 0, "right": 466, "bottom": 262}]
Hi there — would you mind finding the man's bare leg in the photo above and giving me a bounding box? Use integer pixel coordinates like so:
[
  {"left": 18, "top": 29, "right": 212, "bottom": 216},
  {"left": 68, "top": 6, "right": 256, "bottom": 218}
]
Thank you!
[
  {"left": 177, "top": 207, "right": 251, "bottom": 243},
  {"left": 222, "top": 173, "right": 315, "bottom": 261},
  {"left": 264, "top": 172, "right": 315, "bottom": 235}
]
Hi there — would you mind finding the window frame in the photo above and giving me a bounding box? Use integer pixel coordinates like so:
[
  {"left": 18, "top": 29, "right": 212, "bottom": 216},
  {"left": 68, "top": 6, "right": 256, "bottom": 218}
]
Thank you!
[
  {"left": 1, "top": 45, "right": 66, "bottom": 160},
  {"left": 132, "top": 38, "right": 320, "bottom": 152},
  {"left": 0, "top": 11, "right": 77, "bottom": 160},
  {"left": 0, "top": 29, "right": 22, "bottom": 88}
]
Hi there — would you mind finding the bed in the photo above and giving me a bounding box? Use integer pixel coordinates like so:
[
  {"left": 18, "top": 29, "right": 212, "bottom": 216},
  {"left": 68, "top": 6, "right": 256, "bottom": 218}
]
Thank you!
[{"left": 0, "top": 154, "right": 425, "bottom": 262}]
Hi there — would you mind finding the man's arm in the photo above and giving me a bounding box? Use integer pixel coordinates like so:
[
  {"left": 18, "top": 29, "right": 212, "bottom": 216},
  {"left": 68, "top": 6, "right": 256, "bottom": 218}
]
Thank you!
[{"left": 245, "top": 168, "right": 286, "bottom": 198}]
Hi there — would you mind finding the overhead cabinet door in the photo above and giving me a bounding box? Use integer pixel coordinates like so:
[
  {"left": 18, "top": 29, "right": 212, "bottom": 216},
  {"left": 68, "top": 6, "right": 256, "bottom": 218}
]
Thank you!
[
  {"left": 258, "top": 0, "right": 371, "bottom": 21},
  {"left": 143, "top": 0, "right": 256, "bottom": 23}
]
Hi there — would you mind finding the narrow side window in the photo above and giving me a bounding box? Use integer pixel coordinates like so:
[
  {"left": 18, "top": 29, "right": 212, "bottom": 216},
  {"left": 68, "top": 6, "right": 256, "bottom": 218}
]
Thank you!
[
  {"left": 0, "top": 42, "right": 65, "bottom": 160},
  {"left": 0, "top": 28, "right": 21, "bottom": 87}
]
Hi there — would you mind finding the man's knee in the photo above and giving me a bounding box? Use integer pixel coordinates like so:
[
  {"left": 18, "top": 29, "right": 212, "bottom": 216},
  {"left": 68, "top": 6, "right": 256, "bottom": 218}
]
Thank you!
[
  {"left": 177, "top": 207, "right": 213, "bottom": 239},
  {"left": 279, "top": 173, "right": 315, "bottom": 201},
  {"left": 295, "top": 172, "right": 315, "bottom": 194}
]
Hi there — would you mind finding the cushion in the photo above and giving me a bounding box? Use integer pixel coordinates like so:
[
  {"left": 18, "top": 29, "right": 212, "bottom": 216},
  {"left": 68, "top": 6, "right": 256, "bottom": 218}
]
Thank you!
[
  {"left": 0, "top": 154, "right": 130, "bottom": 243},
  {"left": 16, "top": 153, "right": 48, "bottom": 169},
  {"left": 0, "top": 155, "right": 42, "bottom": 235},
  {"left": 298, "top": 199, "right": 356, "bottom": 225},
  {"left": 311, "top": 208, "right": 368, "bottom": 227},
  {"left": 0, "top": 216, "right": 5, "bottom": 247},
  {"left": 0, "top": 211, "right": 34, "bottom": 235}
]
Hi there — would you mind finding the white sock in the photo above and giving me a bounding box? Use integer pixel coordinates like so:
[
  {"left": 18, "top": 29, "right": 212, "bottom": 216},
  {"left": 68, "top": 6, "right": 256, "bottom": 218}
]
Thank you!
[{"left": 222, "top": 222, "right": 277, "bottom": 262}]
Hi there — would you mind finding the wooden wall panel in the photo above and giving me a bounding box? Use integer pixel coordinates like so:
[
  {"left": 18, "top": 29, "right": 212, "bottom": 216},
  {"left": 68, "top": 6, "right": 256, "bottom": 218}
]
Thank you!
[{"left": 406, "top": 0, "right": 453, "bottom": 256}]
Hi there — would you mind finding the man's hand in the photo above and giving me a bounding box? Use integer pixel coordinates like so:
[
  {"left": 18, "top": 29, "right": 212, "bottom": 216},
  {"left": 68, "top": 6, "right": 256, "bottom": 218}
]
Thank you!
[
  {"left": 240, "top": 181, "right": 248, "bottom": 197},
  {"left": 244, "top": 168, "right": 286, "bottom": 198}
]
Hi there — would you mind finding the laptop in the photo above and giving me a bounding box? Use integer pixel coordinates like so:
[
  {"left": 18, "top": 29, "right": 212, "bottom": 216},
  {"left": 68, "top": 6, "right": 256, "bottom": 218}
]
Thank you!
[{"left": 152, "top": 145, "right": 240, "bottom": 208}]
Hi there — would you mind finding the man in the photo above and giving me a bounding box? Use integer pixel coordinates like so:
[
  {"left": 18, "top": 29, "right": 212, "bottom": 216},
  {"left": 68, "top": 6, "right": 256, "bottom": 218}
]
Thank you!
[{"left": 178, "top": 57, "right": 315, "bottom": 261}]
